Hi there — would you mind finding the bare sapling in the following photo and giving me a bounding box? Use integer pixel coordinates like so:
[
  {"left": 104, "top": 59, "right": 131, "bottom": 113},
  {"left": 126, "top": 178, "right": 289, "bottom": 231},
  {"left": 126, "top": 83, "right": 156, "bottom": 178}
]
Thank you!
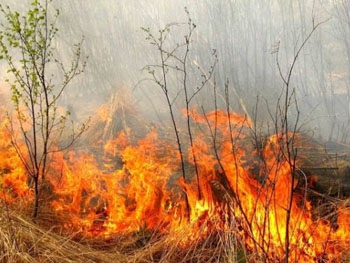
[
  {"left": 141, "top": 8, "right": 217, "bottom": 218},
  {"left": 271, "top": 15, "right": 328, "bottom": 262}
]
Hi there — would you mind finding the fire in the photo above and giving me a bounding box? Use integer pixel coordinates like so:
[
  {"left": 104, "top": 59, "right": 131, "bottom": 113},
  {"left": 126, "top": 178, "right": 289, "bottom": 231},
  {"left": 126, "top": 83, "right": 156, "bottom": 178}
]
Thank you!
[
  {"left": 0, "top": 110, "right": 31, "bottom": 202},
  {"left": 1, "top": 104, "right": 350, "bottom": 261}
]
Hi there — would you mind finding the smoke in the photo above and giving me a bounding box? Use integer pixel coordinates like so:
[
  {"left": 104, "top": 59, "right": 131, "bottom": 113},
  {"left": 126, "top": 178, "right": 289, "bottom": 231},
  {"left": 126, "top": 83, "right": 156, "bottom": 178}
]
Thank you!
[{"left": 0, "top": 0, "right": 349, "bottom": 142}]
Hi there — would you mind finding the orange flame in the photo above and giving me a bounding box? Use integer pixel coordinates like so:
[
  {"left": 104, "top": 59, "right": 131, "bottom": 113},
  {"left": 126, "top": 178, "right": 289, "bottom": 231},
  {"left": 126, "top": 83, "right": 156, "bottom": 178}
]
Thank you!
[
  {"left": 0, "top": 110, "right": 31, "bottom": 202},
  {"left": 1, "top": 105, "right": 349, "bottom": 261}
]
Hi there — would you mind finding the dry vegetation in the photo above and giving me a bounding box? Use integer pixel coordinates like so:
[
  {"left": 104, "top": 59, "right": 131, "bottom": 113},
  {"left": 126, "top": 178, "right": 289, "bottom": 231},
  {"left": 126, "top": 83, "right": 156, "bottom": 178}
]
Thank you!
[
  {"left": 0, "top": 201, "right": 249, "bottom": 263},
  {"left": 1, "top": 3, "right": 350, "bottom": 261},
  {"left": 1, "top": 91, "right": 350, "bottom": 262},
  {"left": 0, "top": 206, "right": 121, "bottom": 263},
  {"left": 1, "top": 195, "right": 349, "bottom": 262}
]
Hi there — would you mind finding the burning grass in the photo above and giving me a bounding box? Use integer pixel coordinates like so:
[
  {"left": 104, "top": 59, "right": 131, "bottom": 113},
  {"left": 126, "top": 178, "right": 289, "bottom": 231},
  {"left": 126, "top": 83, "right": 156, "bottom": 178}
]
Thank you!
[
  {"left": 0, "top": 204, "right": 125, "bottom": 263},
  {"left": 0, "top": 201, "right": 251, "bottom": 263},
  {"left": 1, "top": 198, "right": 349, "bottom": 262},
  {"left": 1, "top": 99, "right": 350, "bottom": 262}
]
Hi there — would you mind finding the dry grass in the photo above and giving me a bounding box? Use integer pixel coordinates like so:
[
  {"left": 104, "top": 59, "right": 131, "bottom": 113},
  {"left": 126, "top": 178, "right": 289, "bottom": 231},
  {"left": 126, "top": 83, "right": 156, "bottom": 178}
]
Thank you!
[
  {"left": 1, "top": 189, "right": 350, "bottom": 262},
  {"left": 0, "top": 202, "right": 247, "bottom": 263},
  {"left": 0, "top": 204, "right": 126, "bottom": 263}
]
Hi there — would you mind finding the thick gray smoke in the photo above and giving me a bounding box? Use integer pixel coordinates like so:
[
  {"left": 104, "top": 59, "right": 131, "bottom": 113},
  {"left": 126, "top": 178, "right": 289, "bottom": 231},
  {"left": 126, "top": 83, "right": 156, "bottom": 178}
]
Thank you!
[{"left": 1, "top": 0, "right": 349, "bottom": 142}]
